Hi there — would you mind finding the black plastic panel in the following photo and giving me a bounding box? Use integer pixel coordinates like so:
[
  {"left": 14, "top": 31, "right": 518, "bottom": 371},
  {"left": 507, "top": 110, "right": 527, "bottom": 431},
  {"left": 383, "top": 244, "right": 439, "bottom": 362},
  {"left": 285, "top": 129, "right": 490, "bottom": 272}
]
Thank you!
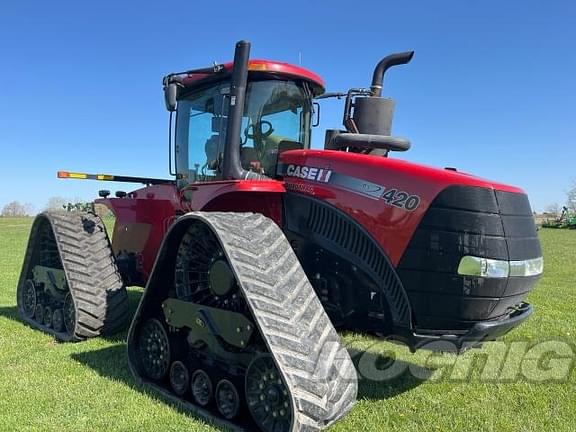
[
  {"left": 407, "top": 291, "right": 528, "bottom": 329},
  {"left": 504, "top": 276, "right": 540, "bottom": 296},
  {"left": 431, "top": 185, "right": 499, "bottom": 213},
  {"left": 399, "top": 249, "right": 462, "bottom": 273},
  {"left": 507, "top": 237, "right": 542, "bottom": 260},
  {"left": 501, "top": 215, "right": 538, "bottom": 238},
  {"left": 496, "top": 190, "right": 533, "bottom": 215},
  {"left": 283, "top": 193, "right": 411, "bottom": 327},
  {"left": 407, "top": 229, "right": 509, "bottom": 260},
  {"left": 421, "top": 208, "right": 505, "bottom": 236},
  {"left": 398, "top": 185, "right": 541, "bottom": 330},
  {"left": 397, "top": 269, "right": 508, "bottom": 297}
]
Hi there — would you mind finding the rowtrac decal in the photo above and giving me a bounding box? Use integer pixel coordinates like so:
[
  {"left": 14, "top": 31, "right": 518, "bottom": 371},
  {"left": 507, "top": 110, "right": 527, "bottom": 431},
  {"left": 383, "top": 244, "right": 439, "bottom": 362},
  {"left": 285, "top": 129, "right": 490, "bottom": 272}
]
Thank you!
[{"left": 279, "top": 163, "right": 421, "bottom": 211}]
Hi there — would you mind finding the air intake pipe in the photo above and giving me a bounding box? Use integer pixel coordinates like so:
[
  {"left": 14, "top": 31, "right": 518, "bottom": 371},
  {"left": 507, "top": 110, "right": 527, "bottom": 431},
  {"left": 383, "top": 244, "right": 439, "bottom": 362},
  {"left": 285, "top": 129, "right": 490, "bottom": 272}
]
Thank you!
[{"left": 222, "top": 40, "right": 265, "bottom": 180}]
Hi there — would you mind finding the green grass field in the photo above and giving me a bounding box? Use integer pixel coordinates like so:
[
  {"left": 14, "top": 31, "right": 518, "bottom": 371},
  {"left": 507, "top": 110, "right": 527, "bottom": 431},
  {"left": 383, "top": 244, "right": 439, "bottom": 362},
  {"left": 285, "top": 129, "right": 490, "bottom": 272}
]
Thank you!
[{"left": 0, "top": 217, "right": 574, "bottom": 431}]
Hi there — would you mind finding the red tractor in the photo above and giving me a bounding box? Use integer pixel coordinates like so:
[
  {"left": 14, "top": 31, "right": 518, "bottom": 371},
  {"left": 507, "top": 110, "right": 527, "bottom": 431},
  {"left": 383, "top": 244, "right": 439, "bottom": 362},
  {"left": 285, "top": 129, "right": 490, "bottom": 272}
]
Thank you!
[{"left": 17, "top": 41, "right": 542, "bottom": 431}]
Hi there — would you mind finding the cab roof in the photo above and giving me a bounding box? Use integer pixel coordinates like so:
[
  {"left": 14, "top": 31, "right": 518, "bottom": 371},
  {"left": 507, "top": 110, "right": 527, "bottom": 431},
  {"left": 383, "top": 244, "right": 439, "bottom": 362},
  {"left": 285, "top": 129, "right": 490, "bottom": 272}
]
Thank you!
[{"left": 181, "top": 59, "right": 325, "bottom": 96}]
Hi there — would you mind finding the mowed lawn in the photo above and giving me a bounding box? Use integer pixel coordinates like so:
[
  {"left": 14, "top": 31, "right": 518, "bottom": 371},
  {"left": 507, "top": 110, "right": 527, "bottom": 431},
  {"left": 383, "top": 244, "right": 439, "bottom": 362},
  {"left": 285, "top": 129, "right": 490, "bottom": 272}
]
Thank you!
[{"left": 0, "top": 217, "right": 574, "bottom": 432}]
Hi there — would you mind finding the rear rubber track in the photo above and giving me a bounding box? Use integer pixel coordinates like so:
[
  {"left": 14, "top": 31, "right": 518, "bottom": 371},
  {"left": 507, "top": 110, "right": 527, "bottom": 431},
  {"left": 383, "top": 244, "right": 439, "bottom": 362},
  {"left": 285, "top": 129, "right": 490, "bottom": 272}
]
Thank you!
[{"left": 17, "top": 211, "right": 129, "bottom": 341}]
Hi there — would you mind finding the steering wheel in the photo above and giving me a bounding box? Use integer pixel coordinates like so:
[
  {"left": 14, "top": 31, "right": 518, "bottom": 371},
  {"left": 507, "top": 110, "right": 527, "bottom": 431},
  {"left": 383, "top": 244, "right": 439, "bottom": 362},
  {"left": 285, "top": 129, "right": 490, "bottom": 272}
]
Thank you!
[{"left": 244, "top": 120, "right": 274, "bottom": 143}]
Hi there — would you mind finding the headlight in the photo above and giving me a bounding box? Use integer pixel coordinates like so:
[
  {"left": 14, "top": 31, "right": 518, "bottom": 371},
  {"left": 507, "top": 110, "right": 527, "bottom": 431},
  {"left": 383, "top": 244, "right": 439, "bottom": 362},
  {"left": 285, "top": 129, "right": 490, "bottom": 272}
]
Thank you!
[
  {"left": 509, "top": 257, "right": 544, "bottom": 277},
  {"left": 457, "top": 256, "right": 543, "bottom": 278}
]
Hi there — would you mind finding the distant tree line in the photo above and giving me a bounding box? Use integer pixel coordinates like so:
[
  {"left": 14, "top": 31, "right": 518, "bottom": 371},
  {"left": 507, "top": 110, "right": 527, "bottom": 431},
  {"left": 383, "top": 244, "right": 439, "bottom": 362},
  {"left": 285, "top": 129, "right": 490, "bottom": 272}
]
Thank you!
[
  {"left": 545, "top": 180, "right": 576, "bottom": 215},
  {"left": 1, "top": 196, "right": 112, "bottom": 218},
  {"left": 567, "top": 180, "right": 576, "bottom": 212},
  {"left": 1, "top": 201, "right": 33, "bottom": 217}
]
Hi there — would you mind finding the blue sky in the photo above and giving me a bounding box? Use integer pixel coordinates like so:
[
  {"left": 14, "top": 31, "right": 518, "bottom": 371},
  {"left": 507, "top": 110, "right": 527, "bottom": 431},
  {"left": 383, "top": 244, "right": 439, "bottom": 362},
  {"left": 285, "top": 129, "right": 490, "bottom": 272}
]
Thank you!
[{"left": 0, "top": 0, "right": 574, "bottom": 213}]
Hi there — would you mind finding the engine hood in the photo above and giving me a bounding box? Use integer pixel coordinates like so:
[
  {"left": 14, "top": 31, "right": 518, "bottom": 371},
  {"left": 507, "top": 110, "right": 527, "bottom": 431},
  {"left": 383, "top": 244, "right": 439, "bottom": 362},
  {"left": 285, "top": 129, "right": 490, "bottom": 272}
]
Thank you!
[{"left": 277, "top": 149, "right": 529, "bottom": 265}]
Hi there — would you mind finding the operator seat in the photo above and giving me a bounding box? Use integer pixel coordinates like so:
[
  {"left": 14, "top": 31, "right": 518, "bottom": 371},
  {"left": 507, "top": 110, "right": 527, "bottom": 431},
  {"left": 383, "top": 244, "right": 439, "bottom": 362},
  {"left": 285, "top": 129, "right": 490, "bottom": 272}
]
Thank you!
[
  {"left": 277, "top": 140, "right": 304, "bottom": 153},
  {"left": 205, "top": 116, "right": 226, "bottom": 171},
  {"left": 262, "top": 139, "right": 304, "bottom": 175},
  {"left": 205, "top": 135, "right": 221, "bottom": 170},
  {"left": 240, "top": 146, "right": 259, "bottom": 171}
]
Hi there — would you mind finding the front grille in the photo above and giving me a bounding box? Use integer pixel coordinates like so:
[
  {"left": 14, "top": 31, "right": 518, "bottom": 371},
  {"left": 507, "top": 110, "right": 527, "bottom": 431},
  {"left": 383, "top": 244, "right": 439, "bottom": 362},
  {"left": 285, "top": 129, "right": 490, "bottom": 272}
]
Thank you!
[{"left": 397, "top": 185, "right": 541, "bottom": 330}]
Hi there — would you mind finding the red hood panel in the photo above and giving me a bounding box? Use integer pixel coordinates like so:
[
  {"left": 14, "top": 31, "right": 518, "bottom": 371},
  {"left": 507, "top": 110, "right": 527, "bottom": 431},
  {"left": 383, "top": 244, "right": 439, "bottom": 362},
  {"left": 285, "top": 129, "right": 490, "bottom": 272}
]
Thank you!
[{"left": 278, "top": 150, "right": 525, "bottom": 265}]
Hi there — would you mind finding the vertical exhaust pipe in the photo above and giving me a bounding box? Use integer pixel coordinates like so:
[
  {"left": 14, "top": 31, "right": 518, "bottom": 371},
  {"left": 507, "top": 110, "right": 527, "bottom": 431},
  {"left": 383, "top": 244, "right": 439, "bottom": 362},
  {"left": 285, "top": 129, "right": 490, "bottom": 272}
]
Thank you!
[
  {"left": 222, "top": 40, "right": 264, "bottom": 180},
  {"left": 223, "top": 40, "right": 250, "bottom": 180},
  {"left": 370, "top": 51, "right": 414, "bottom": 97}
]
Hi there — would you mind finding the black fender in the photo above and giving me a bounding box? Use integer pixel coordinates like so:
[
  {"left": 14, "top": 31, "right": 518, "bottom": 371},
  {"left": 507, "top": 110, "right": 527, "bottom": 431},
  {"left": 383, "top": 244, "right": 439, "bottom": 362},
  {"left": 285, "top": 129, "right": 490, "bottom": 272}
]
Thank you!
[{"left": 282, "top": 192, "right": 412, "bottom": 330}]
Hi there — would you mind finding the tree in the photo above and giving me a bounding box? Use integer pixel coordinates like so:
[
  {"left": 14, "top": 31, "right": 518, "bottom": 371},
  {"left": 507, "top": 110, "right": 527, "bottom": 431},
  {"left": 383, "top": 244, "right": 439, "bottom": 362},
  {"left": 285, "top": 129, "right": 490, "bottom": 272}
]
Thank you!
[
  {"left": 45, "top": 196, "right": 68, "bottom": 211},
  {"left": 545, "top": 203, "right": 561, "bottom": 216},
  {"left": 1, "top": 201, "right": 29, "bottom": 217},
  {"left": 567, "top": 180, "right": 576, "bottom": 213}
]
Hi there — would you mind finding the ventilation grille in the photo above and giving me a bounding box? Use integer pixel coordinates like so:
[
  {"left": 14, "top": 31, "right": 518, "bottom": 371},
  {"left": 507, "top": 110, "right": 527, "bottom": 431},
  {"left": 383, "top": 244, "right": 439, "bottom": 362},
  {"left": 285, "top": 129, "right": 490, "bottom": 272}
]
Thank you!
[{"left": 305, "top": 200, "right": 410, "bottom": 325}]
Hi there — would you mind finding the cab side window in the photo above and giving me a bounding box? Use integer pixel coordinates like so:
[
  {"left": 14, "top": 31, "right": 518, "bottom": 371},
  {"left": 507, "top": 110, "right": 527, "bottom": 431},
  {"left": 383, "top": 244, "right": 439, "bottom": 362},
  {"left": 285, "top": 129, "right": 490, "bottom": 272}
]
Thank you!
[{"left": 176, "top": 84, "right": 228, "bottom": 184}]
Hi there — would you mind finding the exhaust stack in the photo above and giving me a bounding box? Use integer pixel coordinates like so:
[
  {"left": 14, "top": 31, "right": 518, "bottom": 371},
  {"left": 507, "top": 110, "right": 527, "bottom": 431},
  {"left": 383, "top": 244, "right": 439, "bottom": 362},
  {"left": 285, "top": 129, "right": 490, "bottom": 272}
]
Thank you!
[
  {"left": 355, "top": 50, "right": 414, "bottom": 136},
  {"left": 327, "top": 50, "right": 414, "bottom": 153},
  {"left": 370, "top": 51, "right": 414, "bottom": 97}
]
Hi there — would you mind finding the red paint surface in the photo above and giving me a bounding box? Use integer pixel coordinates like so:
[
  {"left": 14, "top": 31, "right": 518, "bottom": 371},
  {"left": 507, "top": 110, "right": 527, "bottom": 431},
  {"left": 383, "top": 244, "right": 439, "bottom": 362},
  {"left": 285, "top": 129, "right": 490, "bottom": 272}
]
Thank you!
[
  {"left": 97, "top": 181, "right": 285, "bottom": 283},
  {"left": 182, "top": 60, "right": 325, "bottom": 95}
]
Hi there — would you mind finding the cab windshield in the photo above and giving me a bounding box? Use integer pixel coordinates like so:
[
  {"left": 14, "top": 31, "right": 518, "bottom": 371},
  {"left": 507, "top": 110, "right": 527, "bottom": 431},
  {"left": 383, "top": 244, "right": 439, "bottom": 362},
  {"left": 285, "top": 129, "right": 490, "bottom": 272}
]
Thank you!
[{"left": 175, "top": 80, "right": 312, "bottom": 184}]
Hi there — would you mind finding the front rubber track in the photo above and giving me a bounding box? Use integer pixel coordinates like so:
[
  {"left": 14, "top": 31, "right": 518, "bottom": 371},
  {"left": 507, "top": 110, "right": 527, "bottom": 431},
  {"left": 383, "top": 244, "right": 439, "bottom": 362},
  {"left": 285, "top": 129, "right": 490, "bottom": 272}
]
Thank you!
[
  {"left": 127, "top": 212, "right": 358, "bottom": 431},
  {"left": 16, "top": 211, "right": 129, "bottom": 341}
]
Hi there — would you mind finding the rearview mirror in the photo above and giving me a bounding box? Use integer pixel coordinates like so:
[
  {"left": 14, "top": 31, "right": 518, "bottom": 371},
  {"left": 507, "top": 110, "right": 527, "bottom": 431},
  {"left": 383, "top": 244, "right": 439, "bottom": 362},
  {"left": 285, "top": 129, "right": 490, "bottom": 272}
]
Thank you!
[
  {"left": 163, "top": 82, "right": 178, "bottom": 112},
  {"left": 312, "top": 102, "right": 320, "bottom": 127}
]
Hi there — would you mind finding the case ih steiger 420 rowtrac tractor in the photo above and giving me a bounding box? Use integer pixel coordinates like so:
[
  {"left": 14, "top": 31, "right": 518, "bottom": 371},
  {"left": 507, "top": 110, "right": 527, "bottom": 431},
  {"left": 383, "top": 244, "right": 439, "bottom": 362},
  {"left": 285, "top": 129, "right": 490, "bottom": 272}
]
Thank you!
[{"left": 17, "top": 41, "right": 543, "bottom": 431}]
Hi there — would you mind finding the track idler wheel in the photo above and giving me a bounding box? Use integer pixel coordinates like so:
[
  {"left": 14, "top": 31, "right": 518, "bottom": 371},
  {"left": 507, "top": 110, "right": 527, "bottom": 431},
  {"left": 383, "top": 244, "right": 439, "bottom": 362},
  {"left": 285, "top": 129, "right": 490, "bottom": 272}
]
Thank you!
[
  {"left": 63, "top": 293, "right": 76, "bottom": 335},
  {"left": 43, "top": 305, "right": 53, "bottom": 328},
  {"left": 52, "top": 309, "right": 65, "bottom": 333},
  {"left": 191, "top": 370, "right": 213, "bottom": 407},
  {"left": 169, "top": 361, "right": 190, "bottom": 396},
  {"left": 215, "top": 379, "right": 240, "bottom": 420},
  {"left": 34, "top": 303, "right": 44, "bottom": 324},
  {"left": 246, "top": 355, "right": 292, "bottom": 432},
  {"left": 209, "top": 259, "right": 236, "bottom": 298},
  {"left": 22, "top": 280, "right": 37, "bottom": 318},
  {"left": 138, "top": 319, "right": 170, "bottom": 380}
]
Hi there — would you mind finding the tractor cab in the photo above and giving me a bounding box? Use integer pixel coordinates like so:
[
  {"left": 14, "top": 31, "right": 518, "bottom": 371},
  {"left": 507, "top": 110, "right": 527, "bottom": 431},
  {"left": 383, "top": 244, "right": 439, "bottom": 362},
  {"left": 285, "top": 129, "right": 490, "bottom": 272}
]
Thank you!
[
  {"left": 166, "top": 59, "right": 325, "bottom": 187},
  {"left": 164, "top": 41, "right": 414, "bottom": 191}
]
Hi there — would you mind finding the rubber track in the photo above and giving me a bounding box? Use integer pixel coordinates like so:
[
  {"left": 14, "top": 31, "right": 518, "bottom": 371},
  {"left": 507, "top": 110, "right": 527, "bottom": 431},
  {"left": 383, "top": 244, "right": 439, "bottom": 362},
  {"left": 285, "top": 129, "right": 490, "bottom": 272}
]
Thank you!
[
  {"left": 130, "top": 212, "right": 358, "bottom": 431},
  {"left": 17, "top": 211, "right": 129, "bottom": 341}
]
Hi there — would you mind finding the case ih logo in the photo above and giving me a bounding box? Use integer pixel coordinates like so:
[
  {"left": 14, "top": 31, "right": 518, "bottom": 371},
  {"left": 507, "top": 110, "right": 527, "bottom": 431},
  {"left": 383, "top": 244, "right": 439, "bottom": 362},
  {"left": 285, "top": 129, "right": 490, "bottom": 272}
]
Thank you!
[{"left": 285, "top": 164, "right": 332, "bottom": 183}]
